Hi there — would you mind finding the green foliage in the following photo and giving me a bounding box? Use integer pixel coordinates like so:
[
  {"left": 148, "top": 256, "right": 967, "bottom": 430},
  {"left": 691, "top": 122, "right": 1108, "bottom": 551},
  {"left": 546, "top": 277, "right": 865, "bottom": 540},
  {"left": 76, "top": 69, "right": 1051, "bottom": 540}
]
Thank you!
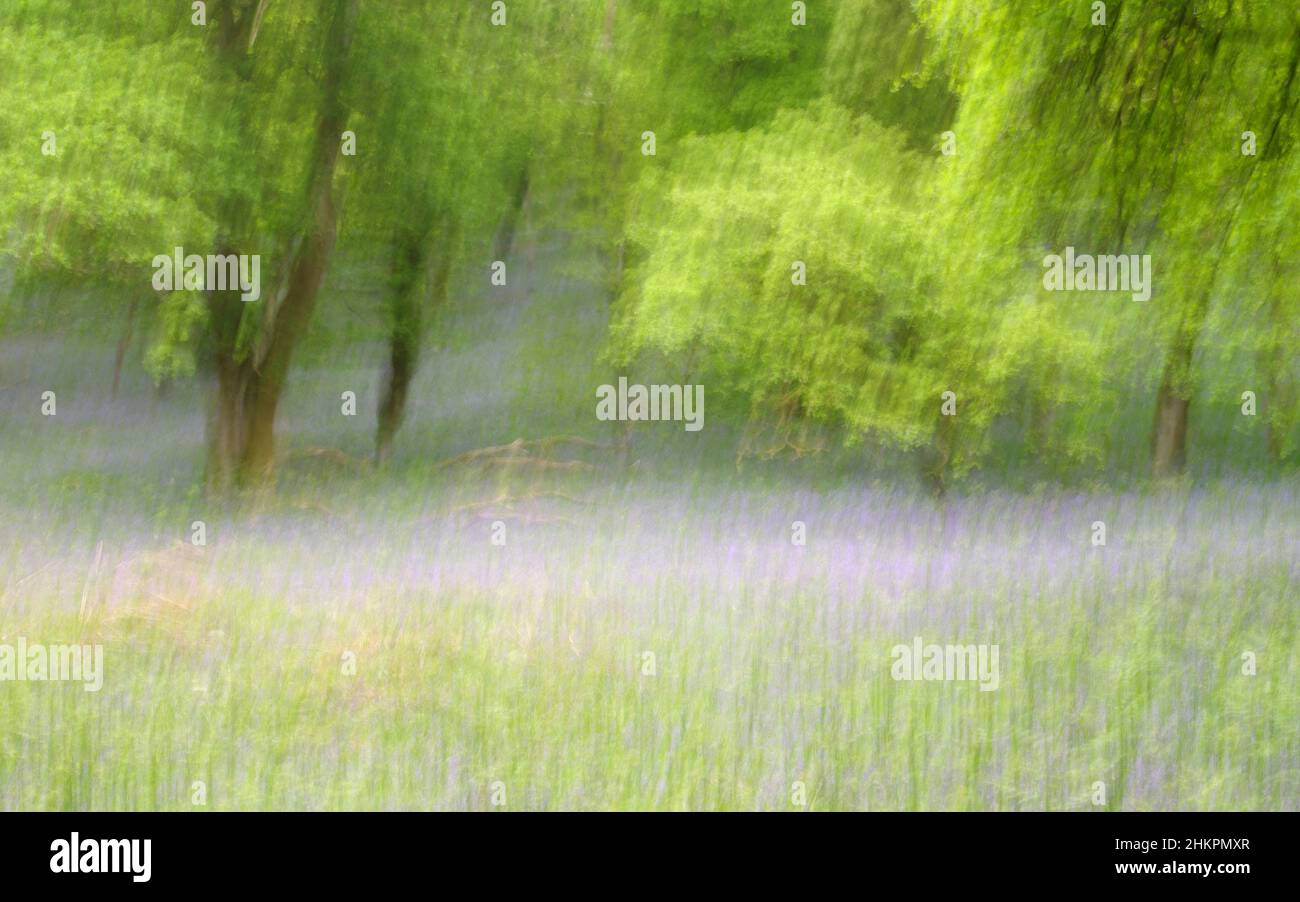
[
  {"left": 612, "top": 102, "right": 941, "bottom": 447},
  {"left": 918, "top": 0, "right": 1300, "bottom": 471},
  {"left": 1, "top": 0, "right": 1296, "bottom": 482},
  {"left": 611, "top": 0, "right": 1300, "bottom": 480},
  {"left": 0, "top": 11, "right": 220, "bottom": 277}
]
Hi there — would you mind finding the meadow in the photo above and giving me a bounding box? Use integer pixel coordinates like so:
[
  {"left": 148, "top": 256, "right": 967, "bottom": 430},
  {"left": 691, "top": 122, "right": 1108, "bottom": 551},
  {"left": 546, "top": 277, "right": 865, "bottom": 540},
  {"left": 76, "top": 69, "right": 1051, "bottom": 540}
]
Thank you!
[{"left": 1, "top": 322, "right": 1295, "bottom": 811}]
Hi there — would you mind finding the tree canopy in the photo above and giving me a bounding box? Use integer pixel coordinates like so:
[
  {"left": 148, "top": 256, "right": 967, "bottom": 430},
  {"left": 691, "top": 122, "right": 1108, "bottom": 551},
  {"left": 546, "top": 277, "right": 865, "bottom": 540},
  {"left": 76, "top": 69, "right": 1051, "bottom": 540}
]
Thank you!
[{"left": 1, "top": 0, "right": 1296, "bottom": 490}]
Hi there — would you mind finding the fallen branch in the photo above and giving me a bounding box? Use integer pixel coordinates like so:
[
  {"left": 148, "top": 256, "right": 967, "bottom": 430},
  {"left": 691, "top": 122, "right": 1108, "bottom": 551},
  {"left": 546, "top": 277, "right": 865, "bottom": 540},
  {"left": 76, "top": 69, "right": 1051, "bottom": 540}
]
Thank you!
[
  {"left": 281, "top": 446, "right": 373, "bottom": 472},
  {"left": 449, "top": 490, "right": 587, "bottom": 514},
  {"left": 434, "top": 435, "right": 617, "bottom": 470},
  {"left": 472, "top": 456, "right": 593, "bottom": 471}
]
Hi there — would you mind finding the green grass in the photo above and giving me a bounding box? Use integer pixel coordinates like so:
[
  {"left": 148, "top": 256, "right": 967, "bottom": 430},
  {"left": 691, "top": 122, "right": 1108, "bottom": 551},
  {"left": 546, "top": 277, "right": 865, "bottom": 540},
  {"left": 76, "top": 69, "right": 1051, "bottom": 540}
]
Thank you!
[{"left": 1, "top": 477, "right": 1295, "bottom": 810}]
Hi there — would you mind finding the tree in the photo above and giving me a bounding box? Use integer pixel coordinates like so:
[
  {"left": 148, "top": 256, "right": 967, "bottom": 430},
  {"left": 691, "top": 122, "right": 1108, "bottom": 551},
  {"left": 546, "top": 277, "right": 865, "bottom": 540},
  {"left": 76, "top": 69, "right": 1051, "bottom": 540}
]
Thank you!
[
  {"left": 609, "top": 102, "right": 971, "bottom": 477},
  {"left": 0, "top": 0, "right": 223, "bottom": 384},
  {"left": 916, "top": 0, "right": 1300, "bottom": 477},
  {"left": 201, "top": 0, "right": 359, "bottom": 490},
  {"left": 355, "top": 0, "right": 611, "bottom": 461}
]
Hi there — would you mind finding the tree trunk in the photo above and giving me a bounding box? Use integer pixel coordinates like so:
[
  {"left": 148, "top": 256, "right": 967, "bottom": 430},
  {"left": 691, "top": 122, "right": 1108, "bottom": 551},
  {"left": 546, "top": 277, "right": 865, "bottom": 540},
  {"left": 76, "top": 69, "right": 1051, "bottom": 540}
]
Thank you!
[
  {"left": 375, "top": 223, "right": 453, "bottom": 463},
  {"left": 1151, "top": 321, "right": 1198, "bottom": 479},
  {"left": 375, "top": 236, "right": 424, "bottom": 465},
  {"left": 1147, "top": 36, "right": 1299, "bottom": 477},
  {"left": 921, "top": 412, "right": 956, "bottom": 497},
  {"left": 1151, "top": 293, "right": 1208, "bottom": 479},
  {"left": 203, "top": 0, "right": 357, "bottom": 492},
  {"left": 240, "top": 175, "right": 345, "bottom": 480},
  {"left": 1151, "top": 373, "right": 1190, "bottom": 479},
  {"left": 206, "top": 354, "right": 249, "bottom": 493},
  {"left": 204, "top": 241, "right": 252, "bottom": 493}
]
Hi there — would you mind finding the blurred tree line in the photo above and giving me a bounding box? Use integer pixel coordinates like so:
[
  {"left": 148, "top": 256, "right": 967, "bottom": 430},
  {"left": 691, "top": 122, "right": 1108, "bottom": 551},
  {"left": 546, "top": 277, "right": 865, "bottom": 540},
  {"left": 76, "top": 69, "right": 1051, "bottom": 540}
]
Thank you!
[{"left": 0, "top": 0, "right": 1296, "bottom": 493}]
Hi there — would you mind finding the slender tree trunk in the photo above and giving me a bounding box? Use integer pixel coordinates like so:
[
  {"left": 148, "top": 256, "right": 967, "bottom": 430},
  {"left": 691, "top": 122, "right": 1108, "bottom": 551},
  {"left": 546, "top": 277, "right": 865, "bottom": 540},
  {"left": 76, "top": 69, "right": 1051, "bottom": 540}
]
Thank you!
[
  {"left": 375, "top": 223, "right": 453, "bottom": 463},
  {"left": 921, "top": 412, "right": 956, "bottom": 497},
  {"left": 1151, "top": 292, "right": 1210, "bottom": 479},
  {"left": 1151, "top": 365, "right": 1190, "bottom": 479},
  {"left": 375, "top": 235, "right": 425, "bottom": 465},
  {"left": 374, "top": 344, "right": 415, "bottom": 465}
]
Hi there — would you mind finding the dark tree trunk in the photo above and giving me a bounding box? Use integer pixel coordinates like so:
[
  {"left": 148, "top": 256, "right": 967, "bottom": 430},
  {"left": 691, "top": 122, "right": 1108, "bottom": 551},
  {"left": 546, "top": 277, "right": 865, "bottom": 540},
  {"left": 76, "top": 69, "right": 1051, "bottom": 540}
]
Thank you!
[
  {"left": 1151, "top": 300, "right": 1206, "bottom": 479},
  {"left": 375, "top": 235, "right": 424, "bottom": 465},
  {"left": 240, "top": 145, "right": 347, "bottom": 481},
  {"left": 1151, "top": 373, "right": 1190, "bottom": 479},
  {"left": 206, "top": 355, "right": 249, "bottom": 493},
  {"left": 204, "top": 242, "right": 252, "bottom": 494},
  {"left": 375, "top": 223, "right": 453, "bottom": 464},
  {"left": 203, "top": 0, "right": 357, "bottom": 492}
]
